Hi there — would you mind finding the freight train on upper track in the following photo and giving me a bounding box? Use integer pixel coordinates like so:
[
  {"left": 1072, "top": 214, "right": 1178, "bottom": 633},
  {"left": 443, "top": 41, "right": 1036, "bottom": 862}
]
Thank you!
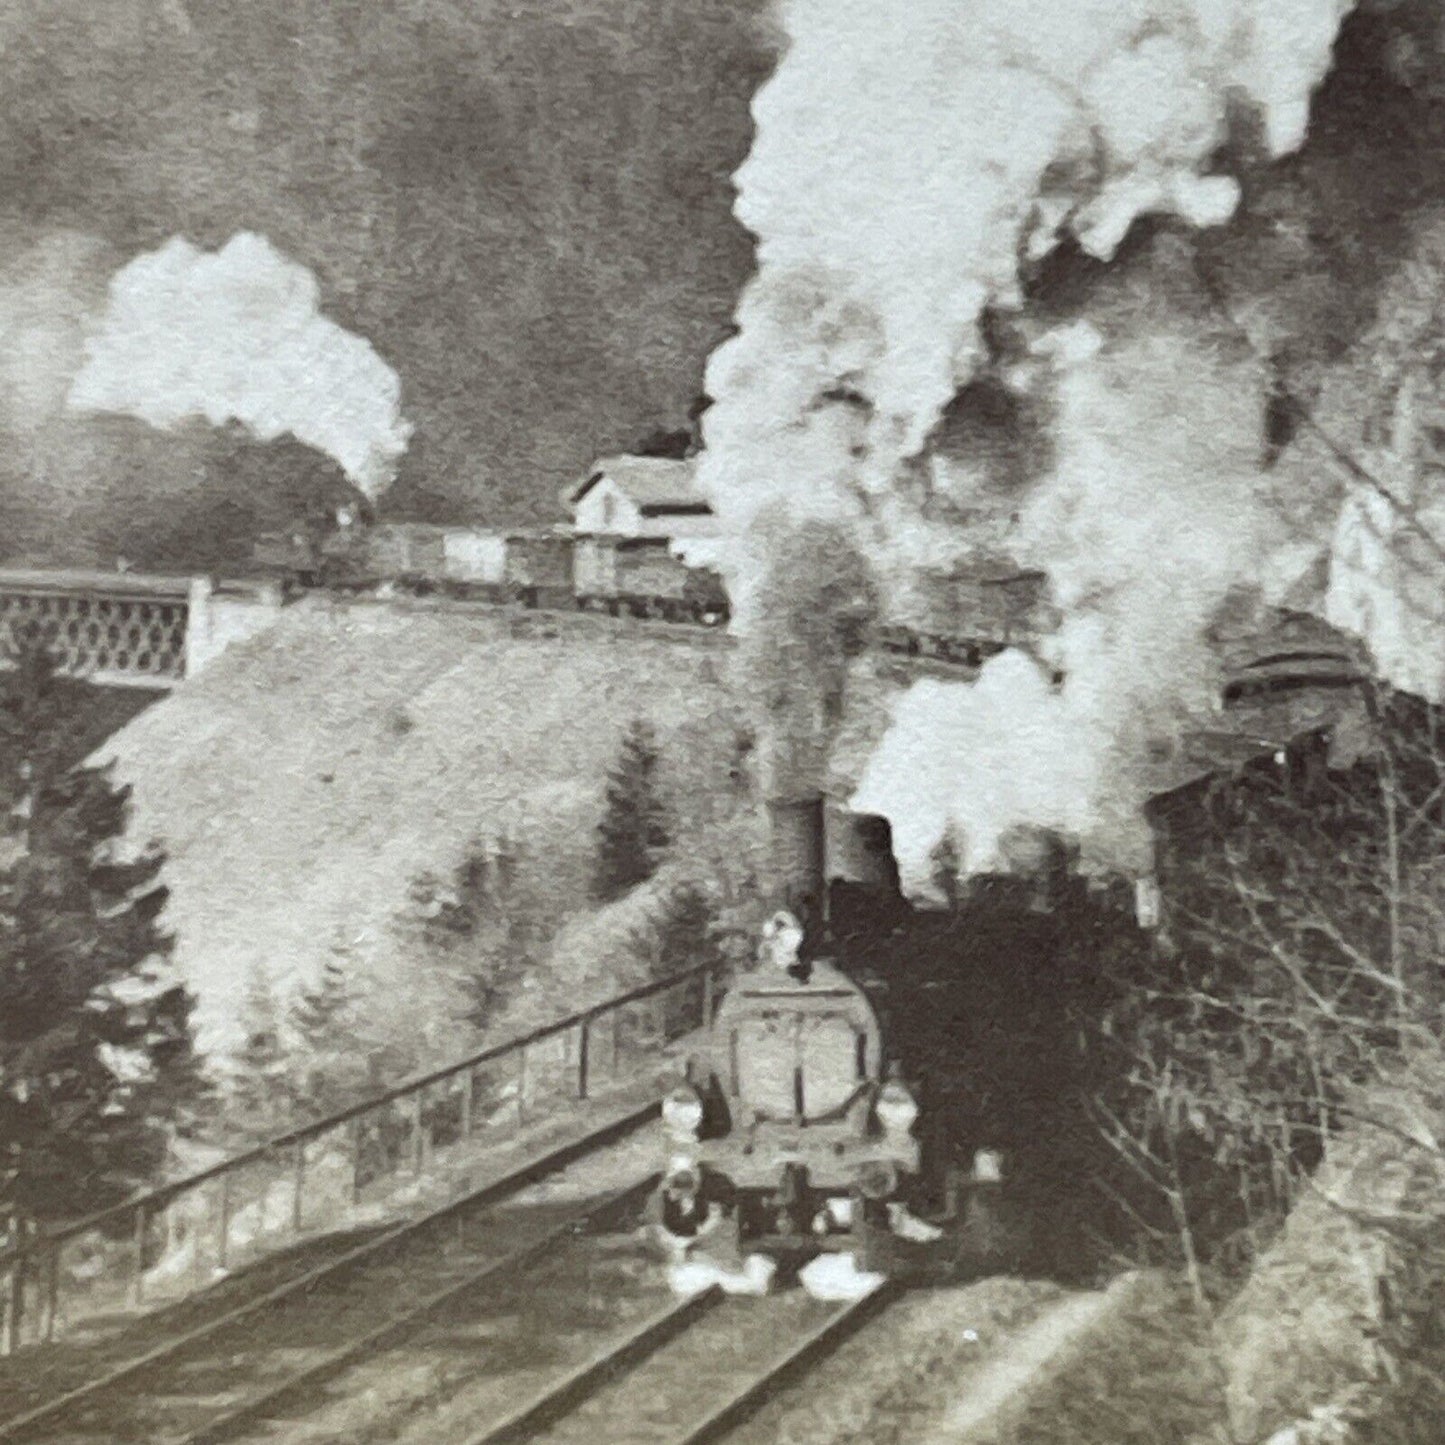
[{"left": 251, "top": 514, "right": 1054, "bottom": 668}]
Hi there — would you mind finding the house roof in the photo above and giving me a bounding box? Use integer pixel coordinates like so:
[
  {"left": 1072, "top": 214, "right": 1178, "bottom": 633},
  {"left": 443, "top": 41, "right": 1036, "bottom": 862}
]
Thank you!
[{"left": 565, "top": 455, "right": 711, "bottom": 515}]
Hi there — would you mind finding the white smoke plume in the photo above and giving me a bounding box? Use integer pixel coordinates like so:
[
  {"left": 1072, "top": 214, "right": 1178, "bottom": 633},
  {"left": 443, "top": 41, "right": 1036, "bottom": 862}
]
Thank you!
[
  {"left": 696, "top": 0, "right": 1356, "bottom": 891},
  {"left": 855, "top": 300, "right": 1279, "bottom": 890},
  {"left": 69, "top": 233, "right": 411, "bottom": 498}
]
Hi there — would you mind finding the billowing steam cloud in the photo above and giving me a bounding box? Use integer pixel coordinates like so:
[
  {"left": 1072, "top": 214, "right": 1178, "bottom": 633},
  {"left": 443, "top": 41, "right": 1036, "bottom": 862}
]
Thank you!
[
  {"left": 695, "top": 0, "right": 1356, "bottom": 891},
  {"left": 69, "top": 233, "right": 411, "bottom": 498},
  {"left": 855, "top": 300, "right": 1279, "bottom": 886}
]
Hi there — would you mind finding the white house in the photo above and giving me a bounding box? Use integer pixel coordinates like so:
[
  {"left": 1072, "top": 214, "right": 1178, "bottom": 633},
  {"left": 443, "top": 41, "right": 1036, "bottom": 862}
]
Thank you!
[
  {"left": 564, "top": 455, "right": 713, "bottom": 535},
  {"left": 564, "top": 453, "right": 738, "bottom": 576}
]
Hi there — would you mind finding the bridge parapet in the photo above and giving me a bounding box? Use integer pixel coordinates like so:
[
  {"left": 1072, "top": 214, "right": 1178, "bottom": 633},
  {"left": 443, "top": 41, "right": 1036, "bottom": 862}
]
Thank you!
[
  {"left": 0, "top": 570, "right": 283, "bottom": 688},
  {"left": 0, "top": 569, "right": 195, "bottom": 688}
]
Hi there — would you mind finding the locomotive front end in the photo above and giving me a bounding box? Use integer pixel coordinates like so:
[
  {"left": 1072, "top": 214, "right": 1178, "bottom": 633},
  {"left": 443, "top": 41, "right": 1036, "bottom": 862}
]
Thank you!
[
  {"left": 662, "top": 795, "right": 925, "bottom": 1252},
  {"left": 710, "top": 968, "right": 923, "bottom": 1248}
]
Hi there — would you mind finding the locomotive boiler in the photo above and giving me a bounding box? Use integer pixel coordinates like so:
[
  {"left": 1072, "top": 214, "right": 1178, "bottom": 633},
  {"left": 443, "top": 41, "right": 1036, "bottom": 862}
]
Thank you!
[{"left": 661, "top": 797, "right": 926, "bottom": 1254}]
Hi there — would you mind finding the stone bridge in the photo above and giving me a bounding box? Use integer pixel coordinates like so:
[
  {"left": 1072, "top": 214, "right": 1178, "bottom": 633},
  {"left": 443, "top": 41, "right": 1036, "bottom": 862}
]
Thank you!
[{"left": 0, "top": 569, "right": 282, "bottom": 689}]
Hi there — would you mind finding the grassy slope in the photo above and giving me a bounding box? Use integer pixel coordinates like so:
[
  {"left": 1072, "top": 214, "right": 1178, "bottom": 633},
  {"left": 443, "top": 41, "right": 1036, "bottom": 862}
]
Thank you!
[{"left": 94, "top": 599, "right": 742, "bottom": 1061}]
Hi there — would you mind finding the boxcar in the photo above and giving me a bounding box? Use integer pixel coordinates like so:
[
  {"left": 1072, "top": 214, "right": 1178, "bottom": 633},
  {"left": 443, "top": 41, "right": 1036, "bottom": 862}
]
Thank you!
[
  {"left": 575, "top": 534, "right": 729, "bottom": 624},
  {"left": 503, "top": 530, "right": 576, "bottom": 610},
  {"left": 440, "top": 529, "right": 509, "bottom": 595},
  {"left": 367, "top": 524, "right": 448, "bottom": 593},
  {"left": 317, "top": 525, "right": 384, "bottom": 592}
]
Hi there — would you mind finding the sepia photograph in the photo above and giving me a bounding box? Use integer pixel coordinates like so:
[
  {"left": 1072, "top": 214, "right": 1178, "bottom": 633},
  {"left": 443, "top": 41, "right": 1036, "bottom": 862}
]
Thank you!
[{"left": 0, "top": 1, "right": 1441, "bottom": 1441}]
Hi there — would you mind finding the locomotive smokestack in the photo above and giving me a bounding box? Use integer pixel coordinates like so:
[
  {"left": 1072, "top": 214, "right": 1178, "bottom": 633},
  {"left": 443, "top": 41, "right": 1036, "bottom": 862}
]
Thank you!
[{"left": 765, "top": 794, "right": 828, "bottom": 969}]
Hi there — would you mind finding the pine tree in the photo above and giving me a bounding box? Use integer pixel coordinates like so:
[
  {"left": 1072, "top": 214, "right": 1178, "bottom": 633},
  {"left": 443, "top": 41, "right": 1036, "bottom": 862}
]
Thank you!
[
  {"left": 652, "top": 882, "right": 725, "bottom": 982},
  {"left": 0, "top": 632, "right": 204, "bottom": 1226},
  {"left": 403, "top": 837, "right": 542, "bottom": 1032},
  {"left": 289, "top": 958, "right": 369, "bottom": 1121},
  {"left": 290, "top": 960, "right": 352, "bottom": 1050},
  {"left": 594, "top": 721, "right": 671, "bottom": 903},
  {"left": 229, "top": 969, "right": 296, "bottom": 1142}
]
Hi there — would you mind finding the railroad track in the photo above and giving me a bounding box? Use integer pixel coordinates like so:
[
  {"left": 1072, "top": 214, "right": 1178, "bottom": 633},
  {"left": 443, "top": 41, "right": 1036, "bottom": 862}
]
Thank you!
[
  {"left": 521, "top": 1279, "right": 903, "bottom": 1445},
  {"left": 0, "top": 1228, "right": 396, "bottom": 1426},
  {"left": 670, "top": 1281, "right": 904, "bottom": 1445},
  {"left": 71, "top": 1184, "right": 905, "bottom": 1445},
  {"left": 359, "top": 1270, "right": 903, "bottom": 1445},
  {"left": 3, "top": 1089, "right": 903, "bottom": 1445},
  {"left": 311, "top": 588, "right": 989, "bottom": 683},
  {"left": 0, "top": 1106, "right": 660, "bottom": 1444}
]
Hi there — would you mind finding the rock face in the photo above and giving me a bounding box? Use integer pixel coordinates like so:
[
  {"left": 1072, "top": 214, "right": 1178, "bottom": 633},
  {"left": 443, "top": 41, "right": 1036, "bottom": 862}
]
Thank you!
[{"left": 1215, "top": 1086, "right": 1445, "bottom": 1441}]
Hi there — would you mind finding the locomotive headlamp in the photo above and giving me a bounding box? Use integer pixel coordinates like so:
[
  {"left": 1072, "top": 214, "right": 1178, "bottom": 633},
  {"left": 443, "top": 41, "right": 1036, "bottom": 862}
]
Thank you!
[
  {"left": 662, "top": 1085, "right": 704, "bottom": 1140},
  {"left": 972, "top": 1148, "right": 1005, "bottom": 1184},
  {"left": 875, "top": 1078, "right": 919, "bottom": 1137},
  {"left": 665, "top": 1163, "right": 700, "bottom": 1196},
  {"left": 760, "top": 910, "right": 806, "bottom": 973}
]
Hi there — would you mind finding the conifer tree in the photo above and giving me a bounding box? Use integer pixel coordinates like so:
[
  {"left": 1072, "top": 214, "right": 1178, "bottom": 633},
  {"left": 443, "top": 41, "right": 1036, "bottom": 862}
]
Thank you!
[
  {"left": 0, "top": 631, "right": 204, "bottom": 1225},
  {"left": 288, "top": 954, "right": 376, "bottom": 1120},
  {"left": 229, "top": 969, "right": 297, "bottom": 1142},
  {"left": 594, "top": 720, "right": 671, "bottom": 903},
  {"left": 404, "top": 837, "right": 541, "bottom": 1031},
  {"left": 290, "top": 960, "right": 353, "bottom": 1053},
  {"left": 652, "top": 882, "right": 725, "bottom": 982}
]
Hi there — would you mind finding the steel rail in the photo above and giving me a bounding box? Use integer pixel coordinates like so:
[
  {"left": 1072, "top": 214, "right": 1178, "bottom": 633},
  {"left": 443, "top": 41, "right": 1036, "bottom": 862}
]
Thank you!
[
  {"left": 303, "top": 588, "right": 989, "bottom": 678},
  {"left": 1, "top": 959, "right": 715, "bottom": 1273},
  {"left": 0, "top": 1104, "right": 660, "bottom": 1442},
  {"left": 464, "top": 1285, "right": 725, "bottom": 1445},
  {"left": 181, "top": 1175, "right": 663, "bottom": 1445},
  {"left": 673, "top": 1278, "right": 906, "bottom": 1445}
]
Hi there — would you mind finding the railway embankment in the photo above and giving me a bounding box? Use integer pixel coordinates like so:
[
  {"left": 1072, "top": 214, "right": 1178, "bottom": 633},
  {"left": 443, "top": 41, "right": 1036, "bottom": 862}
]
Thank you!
[
  {"left": 1212, "top": 1088, "right": 1445, "bottom": 1444},
  {"left": 876, "top": 1097, "right": 1443, "bottom": 1445},
  {"left": 924, "top": 1271, "right": 1226, "bottom": 1445},
  {"left": 711, "top": 1269, "right": 1216, "bottom": 1445},
  {"left": 90, "top": 595, "right": 747, "bottom": 1062}
]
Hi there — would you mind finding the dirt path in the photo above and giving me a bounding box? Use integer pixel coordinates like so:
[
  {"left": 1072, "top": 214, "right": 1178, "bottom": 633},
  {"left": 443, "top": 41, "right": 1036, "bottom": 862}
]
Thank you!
[{"left": 922, "top": 1284, "right": 1123, "bottom": 1442}]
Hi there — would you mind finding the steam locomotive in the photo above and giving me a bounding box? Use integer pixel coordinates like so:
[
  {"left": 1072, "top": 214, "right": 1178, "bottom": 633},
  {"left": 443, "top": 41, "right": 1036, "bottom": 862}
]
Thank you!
[{"left": 659, "top": 799, "right": 937, "bottom": 1264}]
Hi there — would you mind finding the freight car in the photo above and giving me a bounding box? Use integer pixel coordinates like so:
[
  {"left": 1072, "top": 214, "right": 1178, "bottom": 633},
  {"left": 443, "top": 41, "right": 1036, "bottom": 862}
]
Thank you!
[
  {"left": 574, "top": 533, "right": 729, "bottom": 625},
  {"left": 364, "top": 523, "right": 448, "bottom": 594},
  {"left": 252, "top": 514, "right": 734, "bottom": 625},
  {"left": 497, "top": 529, "right": 576, "bottom": 609},
  {"left": 876, "top": 570, "right": 1056, "bottom": 666}
]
